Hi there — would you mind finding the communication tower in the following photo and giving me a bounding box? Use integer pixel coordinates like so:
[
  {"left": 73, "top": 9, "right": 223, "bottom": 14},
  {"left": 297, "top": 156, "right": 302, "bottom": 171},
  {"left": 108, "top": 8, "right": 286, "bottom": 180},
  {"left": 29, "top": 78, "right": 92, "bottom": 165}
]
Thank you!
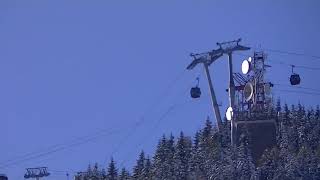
[
  {"left": 187, "top": 41, "right": 277, "bottom": 162},
  {"left": 228, "top": 51, "right": 277, "bottom": 163}
]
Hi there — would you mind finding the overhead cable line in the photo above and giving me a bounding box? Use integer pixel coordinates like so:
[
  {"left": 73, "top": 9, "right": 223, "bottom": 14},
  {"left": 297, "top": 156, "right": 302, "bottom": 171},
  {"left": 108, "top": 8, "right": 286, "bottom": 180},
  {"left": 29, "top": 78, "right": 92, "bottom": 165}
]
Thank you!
[
  {"left": 118, "top": 104, "right": 177, "bottom": 167},
  {"left": 273, "top": 89, "right": 320, "bottom": 96},
  {"left": 234, "top": 52, "right": 320, "bottom": 71},
  {"left": 264, "top": 48, "right": 320, "bottom": 60},
  {"left": 274, "top": 83, "right": 320, "bottom": 93},
  {"left": 118, "top": 83, "right": 194, "bottom": 167},
  {"left": 268, "top": 59, "right": 320, "bottom": 71},
  {"left": 105, "top": 68, "right": 187, "bottom": 163},
  {"left": 1, "top": 68, "right": 187, "bottom": 170},
  {"left": 0, "top": 127, "right": 122, "bottom": 167},
  {"left": 0, "top": 129, "right": 121, "bottom": 169}
]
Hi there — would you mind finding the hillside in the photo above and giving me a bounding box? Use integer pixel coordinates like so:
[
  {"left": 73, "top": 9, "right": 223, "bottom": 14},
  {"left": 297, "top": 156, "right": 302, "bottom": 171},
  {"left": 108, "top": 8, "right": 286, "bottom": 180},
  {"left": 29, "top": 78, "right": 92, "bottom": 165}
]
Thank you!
[{"left": 75, "top": 103, "right": 320, "bottom": 180}]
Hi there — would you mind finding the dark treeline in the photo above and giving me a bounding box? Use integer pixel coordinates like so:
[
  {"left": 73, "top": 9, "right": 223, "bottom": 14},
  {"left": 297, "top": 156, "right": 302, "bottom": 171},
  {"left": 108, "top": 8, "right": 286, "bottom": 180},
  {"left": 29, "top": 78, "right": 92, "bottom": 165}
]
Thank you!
[{"left": 75, "top": 103, "right": 320, "bottom": 180}]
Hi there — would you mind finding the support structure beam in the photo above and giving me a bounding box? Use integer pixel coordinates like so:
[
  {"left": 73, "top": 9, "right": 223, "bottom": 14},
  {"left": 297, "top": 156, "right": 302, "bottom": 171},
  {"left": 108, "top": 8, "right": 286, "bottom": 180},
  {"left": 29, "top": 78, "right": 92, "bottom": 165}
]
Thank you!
[
  {"left": 228, "top": 53, "right": 235, "bottom": 108},
  {"left": 187, "top": 39, "right": 250, "bottom": 146},
  {"left": 187, "top": 54, "right": 223, "bottom": 131},
  {"left": 203, "top": 63, "right": 222, "bottom": 131}
]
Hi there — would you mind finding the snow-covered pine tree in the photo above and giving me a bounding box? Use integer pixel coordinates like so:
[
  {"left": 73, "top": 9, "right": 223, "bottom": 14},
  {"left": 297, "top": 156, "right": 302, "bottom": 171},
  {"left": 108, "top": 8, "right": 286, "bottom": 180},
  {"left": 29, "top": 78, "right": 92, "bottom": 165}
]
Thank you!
[
  {"left": 91, "top": 163, "right": 100, "bottom": 180},
  {"left": 235, "top": 133, "right": 256, "bottom": 180},
  {"left": 278, "top": 114, "right": 299, "bottom": 180},
  {"left": 78, "top": 103, "right": 320, "bottom": 180},
  {"left": 101, "top": 168, "right": 107, "bottom": 179},
  {"left": 107, "top": 158, "right": 118, "bottom": 180},
  {"left": 152, "top": 135, "right": 168, "bottom": 180},
  {"left": 316, "top": 105, "right": 320, "bottom": 120},
  {"left": 141, "top": 156, "right": 153, "bottom": 179},
  {"left": 166, "top": 133, "right": 175, "bottom": 178},
  {"left": 119, "top": 168, "right": 130, "bottom": 180},
  {"left": 152, "top": 134, "right": 176, "bottom": 179},
  {"left": 201, "top": 117, "right": 219, "bottom": 179},
  {"left": 276, "top": 98, "right": 281, "bottom": 113},
  {"left": 201, "top": 117, "right": 213, "bottom": 178},
  {"left": 212, "top": 142, "right": 235, "bottom": 180},
  {"left": 173, "top": 131, "right": 192, "bottom": 180},
  {"left": 87, "top": 164, "right": 92, "bottom": 177},
  {"left": 189, "top": 130, "right": 205, "bottom": 179},
  {"left": 133, "top": 151, "right": 145, "bottom": 179},
  {"left": 283, "top": 104, "right": 290, "bottom": 124},
  {"left": 259, "top": 147, "right": 279, "bottom": 180}
]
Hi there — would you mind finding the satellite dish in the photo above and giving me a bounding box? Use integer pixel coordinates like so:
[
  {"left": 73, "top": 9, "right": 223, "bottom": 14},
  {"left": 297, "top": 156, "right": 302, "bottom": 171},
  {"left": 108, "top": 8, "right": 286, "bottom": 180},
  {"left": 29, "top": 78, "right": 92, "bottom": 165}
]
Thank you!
[
  {"left": 241, "top": 59, "right": 251, "bottom": 74},
  {"left": 244, "top": 82, "right": 254, "bottom": 101},
  {"left": 264, "top": 83, "right": 271, "bottom": 95},
  {"left": 226, "top": 106, "right": 233, "bottom": 121}
]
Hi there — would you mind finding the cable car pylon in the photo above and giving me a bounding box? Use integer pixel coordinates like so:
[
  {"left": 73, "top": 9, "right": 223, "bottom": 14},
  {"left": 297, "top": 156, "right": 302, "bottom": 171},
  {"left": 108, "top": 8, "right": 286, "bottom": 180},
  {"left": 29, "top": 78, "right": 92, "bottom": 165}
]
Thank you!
[
  {"left": 187, "top": 39, "right": 250, "bottom": 146},
  {"left": 187, "top": 52, "right": 223, "bottom": 131},
  {"left": 214, "top": 39, "right": 250, "bottom": 146}
]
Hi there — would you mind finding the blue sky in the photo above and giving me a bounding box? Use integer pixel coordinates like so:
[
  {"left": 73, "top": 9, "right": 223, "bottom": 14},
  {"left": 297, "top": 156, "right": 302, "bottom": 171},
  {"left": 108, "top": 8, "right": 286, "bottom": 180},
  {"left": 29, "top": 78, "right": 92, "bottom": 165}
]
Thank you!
[{"left": 1, "top": 0, "right": 320, "bottom": 179}]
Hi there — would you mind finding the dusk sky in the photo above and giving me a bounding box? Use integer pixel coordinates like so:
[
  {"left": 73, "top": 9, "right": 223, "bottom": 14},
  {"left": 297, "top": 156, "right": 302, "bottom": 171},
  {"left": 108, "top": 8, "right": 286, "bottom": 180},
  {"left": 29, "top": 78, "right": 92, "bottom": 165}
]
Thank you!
[{"left": 1, "top": 1, "right": 320, "bottom": 179}]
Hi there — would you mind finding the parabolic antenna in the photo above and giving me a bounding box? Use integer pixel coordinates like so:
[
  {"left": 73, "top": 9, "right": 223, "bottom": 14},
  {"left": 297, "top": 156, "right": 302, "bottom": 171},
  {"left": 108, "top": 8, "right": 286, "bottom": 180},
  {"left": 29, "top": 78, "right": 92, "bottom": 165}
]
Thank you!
[
  {"left": 226, "top": 106, "right": 233, "bottom": 121},
  {"left": 244, "top": 82, "right": 254, "bottom": 101},
  {"left": 241, "top": 59, "right": 251, "bottom": 74}
]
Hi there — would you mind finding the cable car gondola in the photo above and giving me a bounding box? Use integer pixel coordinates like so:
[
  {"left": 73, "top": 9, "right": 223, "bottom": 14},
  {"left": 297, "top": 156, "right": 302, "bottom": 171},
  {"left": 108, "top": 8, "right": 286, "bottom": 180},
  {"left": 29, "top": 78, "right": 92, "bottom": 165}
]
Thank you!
[
  {"left": 0, "top": 174, "right": 8, "bottom": 180},
  {"left": 190, "top": 77, "right": 201, "bottom": 98},
  {"left": 290, "top": 65, "right": 301, "bottom": 85}
]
